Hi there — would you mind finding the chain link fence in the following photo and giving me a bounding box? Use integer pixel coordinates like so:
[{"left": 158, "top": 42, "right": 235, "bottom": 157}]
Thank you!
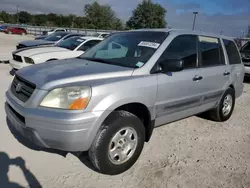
[{"left": 5, "top": 24, "right": 117, "bottom": 36}]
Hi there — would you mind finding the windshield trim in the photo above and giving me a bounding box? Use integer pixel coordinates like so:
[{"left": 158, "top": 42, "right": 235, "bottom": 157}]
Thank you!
[{"left": 79, "top": 57, "right": 136, "bottom": 68}]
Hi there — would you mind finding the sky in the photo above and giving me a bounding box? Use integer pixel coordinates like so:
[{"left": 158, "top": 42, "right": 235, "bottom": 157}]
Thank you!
[{"left": 0, "top": 0, "right": 250, "bottom": 37}]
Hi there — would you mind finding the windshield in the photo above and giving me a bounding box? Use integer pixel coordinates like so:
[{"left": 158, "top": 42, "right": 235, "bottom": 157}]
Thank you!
[
  {"left": 56, "top": 36, "right": 85, "bottom": 50},
  {"left": 80, "top": 31, "right": 168, "bottom": 68},
  {"left": 92, "top": 33, "right": 100, "bottom": 37},
  {"left": 241, "top": 42, "right": 250, "bottom": 51},
  {"left": 45, "top": 32, "right": 68, "bottom": 42}
]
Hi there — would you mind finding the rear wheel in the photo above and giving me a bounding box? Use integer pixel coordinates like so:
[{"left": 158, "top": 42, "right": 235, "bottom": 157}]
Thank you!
[
  {"left": 209, "top": 88, "right": 235, "bottom": 122},
  {"left": 88, "top": 111, "right": 145, "bottom": 175}
]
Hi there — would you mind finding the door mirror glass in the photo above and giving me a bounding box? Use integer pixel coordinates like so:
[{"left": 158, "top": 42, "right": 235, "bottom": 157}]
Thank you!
[{"left": 159, "top": 59, "right": 184, "bottom": 72}]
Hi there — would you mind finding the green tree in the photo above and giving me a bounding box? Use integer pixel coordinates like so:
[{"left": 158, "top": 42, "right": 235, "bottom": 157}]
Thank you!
[
  {"left": 18, "top": 11, "right": 32, "bottom": 24},
  {"left": 126, "top": 0, "right": 167, "bottom": 29},
  {"left": 84, "top": 1, "right": 123, "bottom": 30},
  {"left": 0, "top": 11, "right": 12, "bottom": 23}
]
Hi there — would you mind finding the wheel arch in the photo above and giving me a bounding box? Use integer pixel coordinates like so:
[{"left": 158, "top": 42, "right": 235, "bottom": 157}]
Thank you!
[
  {"left": 46, "top": 58, "right": 58, "bottom": 62},
  {"left": 115, "top": 102, "right": 155, "bottom": 142}
]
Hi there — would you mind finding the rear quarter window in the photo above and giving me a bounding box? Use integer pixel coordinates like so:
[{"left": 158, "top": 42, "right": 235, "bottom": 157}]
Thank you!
[{"left": 223, "top": 39, "right": 241, "bottom": 65}]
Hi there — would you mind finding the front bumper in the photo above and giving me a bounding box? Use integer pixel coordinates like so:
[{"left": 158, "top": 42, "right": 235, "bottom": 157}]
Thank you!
[
  {"left": 9, "top": 59, "right": 29, "bottom": 70},
  {"left": 5, "top": 90, "right": 100, "bottom": 152}
]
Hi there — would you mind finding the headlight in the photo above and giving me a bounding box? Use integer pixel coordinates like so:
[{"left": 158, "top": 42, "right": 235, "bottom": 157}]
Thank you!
[
  {"left": 40, "top": 86, "right": 91, "bottom": 110},
  {"left": 24, "top": 57, "right": 34, "bottom": 64}
]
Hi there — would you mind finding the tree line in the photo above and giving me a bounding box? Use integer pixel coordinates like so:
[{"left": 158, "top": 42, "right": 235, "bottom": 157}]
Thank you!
[{"left": 0, "top": 0, "right": 167, "bottom": 30}]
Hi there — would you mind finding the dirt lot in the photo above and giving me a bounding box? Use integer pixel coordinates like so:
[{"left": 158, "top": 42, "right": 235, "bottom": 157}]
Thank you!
[{"left": 0, "top": 33, "right": 250, "bottom": 188}]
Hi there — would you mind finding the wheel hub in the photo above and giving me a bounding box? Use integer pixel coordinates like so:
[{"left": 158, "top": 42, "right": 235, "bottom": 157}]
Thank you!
[
  {"left": 108, "top": 127, "right": 138, "bottom": 165},
  {"left": 222, "top": 94, "right": 233, "bottom": 116}
]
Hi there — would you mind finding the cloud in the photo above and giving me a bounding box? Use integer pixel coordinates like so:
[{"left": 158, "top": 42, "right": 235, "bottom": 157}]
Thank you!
[
  {"left": 0, "top": 0, "right": 141, "bottom": 18},
  {"left": 0, "top": 0, "right": 249, "bottom": 36},
  {"left": 175, "top": 2, "right": 201, "bottom": 11}
]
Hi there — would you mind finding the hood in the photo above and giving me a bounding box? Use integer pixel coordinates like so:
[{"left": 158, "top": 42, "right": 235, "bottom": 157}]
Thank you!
[
  {"left": 14, "top": 46, "right": 70, "bottom": 57},
  {"left": 18, "top": 40, "right": 54, "bottom": 47},
  {"left": 35, "top": 36, "right": 47, "bottom": 40},
  {"left": 16, "top": 58, "right": 134, "bottom": 90}
]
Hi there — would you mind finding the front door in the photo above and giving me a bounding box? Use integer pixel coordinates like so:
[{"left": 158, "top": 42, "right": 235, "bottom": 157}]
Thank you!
[{"left": 155, "top": 35, "right": 203, "bottom": 126}]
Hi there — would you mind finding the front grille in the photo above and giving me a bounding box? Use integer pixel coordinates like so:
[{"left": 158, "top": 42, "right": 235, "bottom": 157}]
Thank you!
[
  {"left": 11, "top": 76, "right": 36, "bottom": 103},
  {"left": 13, "top": 54, "right": 22, "bottom": 62},
  {"left": 7, "top": 103, "right": 25, "bottom": 124},
  {"left": 16, "top": 44, "right": 27, "bottom": 49}
]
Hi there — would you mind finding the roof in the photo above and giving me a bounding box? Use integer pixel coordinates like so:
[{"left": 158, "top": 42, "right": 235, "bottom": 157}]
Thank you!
[
  {"left": 129, "top": 28, "right": 234, "bottom": 40},
  {"left": 80, "top": 36, "right": 103, "bottom": 40}
]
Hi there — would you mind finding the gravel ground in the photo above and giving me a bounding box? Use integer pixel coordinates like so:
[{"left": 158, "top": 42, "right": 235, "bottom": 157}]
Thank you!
[{"left": 0, "top": 33, "right": 250, "bottom": 188}]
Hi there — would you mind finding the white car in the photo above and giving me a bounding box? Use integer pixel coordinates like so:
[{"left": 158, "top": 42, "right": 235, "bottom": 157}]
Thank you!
[
  {"left": 45, "top": 28, "right": 67, "bottom": 35},
  {"left": 10, "top": 36, "right": 103, "bottom": 70},
  {"left": 92, "top": 32, "right": 110, "bottom": 38}
]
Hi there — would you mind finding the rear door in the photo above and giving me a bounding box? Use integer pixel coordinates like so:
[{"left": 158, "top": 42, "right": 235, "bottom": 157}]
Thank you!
[
  {"left": 223, "top": 39, "right": 244, "bottom": 98},
  {"left": 198, "top": 36, "right": 229, "bottom": 109}
]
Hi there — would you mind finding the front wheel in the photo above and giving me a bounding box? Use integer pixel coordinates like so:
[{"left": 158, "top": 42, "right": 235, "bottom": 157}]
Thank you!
[
  {"left": 88, "top": 111, "right": 145, "bottom": 175},
  {"left": 209, "top": 88, "right": 235, "bottom": 122}
]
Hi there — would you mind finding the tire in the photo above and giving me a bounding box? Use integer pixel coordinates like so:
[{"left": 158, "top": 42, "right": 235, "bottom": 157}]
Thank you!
[
  {"left": 89, "top": 110, "right": 145, "bottom": 175},
  {"left": 8, "top": 31, "right": 12, "bottom": 34},
  {"left": 209, "top": 88, "right": 235, "bottom": 122}
]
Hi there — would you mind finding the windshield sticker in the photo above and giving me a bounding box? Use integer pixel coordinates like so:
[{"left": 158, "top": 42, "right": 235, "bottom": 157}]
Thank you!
[
  {"left": 138, "top": 41, "right": 160, "bottom": 49},
  {"left": 136, "top": 61, "right": 144, "bottom": 68}
]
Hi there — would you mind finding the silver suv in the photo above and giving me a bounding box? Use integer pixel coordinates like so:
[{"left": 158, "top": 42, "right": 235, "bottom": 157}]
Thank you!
[{"left": 5, "top": 29, "right": 244, "bottom": 175}]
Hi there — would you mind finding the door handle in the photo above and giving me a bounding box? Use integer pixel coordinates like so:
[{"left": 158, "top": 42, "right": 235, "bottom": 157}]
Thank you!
[
  {"left": 193, "top": 76, "right": 203, "bottom": 81},
  {"left": 223, "top": 72, "right": 230, "bottom": 76}
]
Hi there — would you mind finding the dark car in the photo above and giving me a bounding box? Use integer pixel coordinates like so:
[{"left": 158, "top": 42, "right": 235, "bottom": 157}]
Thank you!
[
  {"left": 34, "top": 35, "right": 48, "bottom": 40},
  {"left": 240, "top": 42, "right": 250, "bottom": 61},
  {"left": 16, "top": 32, "right": 84, "bottom": 49},
  {"left": 4, "top": 27, "right": 27, "bottom": 35},
  {"left": 239, "top": 41, "right": 250, "bottom": 76}
]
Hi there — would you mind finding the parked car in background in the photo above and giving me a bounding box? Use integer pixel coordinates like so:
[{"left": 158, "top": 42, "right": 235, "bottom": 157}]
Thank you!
[
  {"left": 10, "top": 36, "right": 103, "bottom": 70},
  {"left": 42, "top": 28, "right": 67, "bottom": 35},
  {"left": 34, "top": 35, "right": 48, "bottom": 40},
  {"left": 240, "top": 41, "right": 250, "bottom": 76},
  {"left": 5, "top": 29, "right": 244, "bottom": 175},
  {"left": 4, "top": 27, "right": 27, "bottom": 35},
  {"left": 16, "top": 32, "right": 84, "bottom": 49},
  {"left": 0, "top": 25, "right": 9, "bottom": 32},
  {"left": 92, "top": 32, "right": 110, "bottom": 38}
]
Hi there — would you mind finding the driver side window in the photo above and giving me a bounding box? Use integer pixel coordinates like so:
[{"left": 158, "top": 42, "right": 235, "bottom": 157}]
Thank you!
[{"left": 157, "top": 35, "right": 198, "bottom": 69}]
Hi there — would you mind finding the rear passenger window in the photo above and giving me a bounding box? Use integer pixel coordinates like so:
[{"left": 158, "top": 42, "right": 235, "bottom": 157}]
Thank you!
[
  {"left": 223, "top": 39, "right": 241, "bottom": 64},
  {"left": 199, "top": 36, "right": 225, "bottom": 67},
  {"left": 158, "top": 35, "right": 197, "bottom": 69}
]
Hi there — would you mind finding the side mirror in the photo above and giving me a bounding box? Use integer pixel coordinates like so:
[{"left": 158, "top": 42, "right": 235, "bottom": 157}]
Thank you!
[{"left": 159, "top": 59, "right": 184, "bottom": 72}]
